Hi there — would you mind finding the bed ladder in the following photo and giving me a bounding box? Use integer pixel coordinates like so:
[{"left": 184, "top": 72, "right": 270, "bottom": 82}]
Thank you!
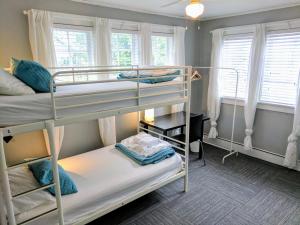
[{"left": 0, "top": 121, "right": 65, "bottom": 225}]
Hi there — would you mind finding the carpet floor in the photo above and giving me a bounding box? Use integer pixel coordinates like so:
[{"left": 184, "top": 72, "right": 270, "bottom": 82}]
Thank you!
[{"left": 89, "top": 144, "right": 300, "bottom": 225}]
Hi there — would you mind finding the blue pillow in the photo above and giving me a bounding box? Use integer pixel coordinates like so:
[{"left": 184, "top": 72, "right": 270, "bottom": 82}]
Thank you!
[
  {"left": 12, "top": 58, "right": 55, "bottom": 93},
  {"left": 29, "top": 160, "right": 78, "bottom": 196},
  {"left": 118, "top": 70, "right": 180, "bottom": 84}
]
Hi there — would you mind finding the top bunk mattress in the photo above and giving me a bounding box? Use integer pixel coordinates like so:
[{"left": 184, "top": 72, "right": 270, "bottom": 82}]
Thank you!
[
  {"left": 20, "top": 145, "right": 183, "bottom": 225},
  {"left": 0, "top": 80, "right": 184, "bottom": 126}
]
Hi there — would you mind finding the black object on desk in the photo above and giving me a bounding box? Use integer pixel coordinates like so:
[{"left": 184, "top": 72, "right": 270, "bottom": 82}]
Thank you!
[{"left": 140, "top": 112, "right": 209, "bottom": 160}]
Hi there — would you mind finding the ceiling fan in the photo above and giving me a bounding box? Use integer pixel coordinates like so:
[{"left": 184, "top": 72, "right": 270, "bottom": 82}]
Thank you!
[{"left": 162, "top": 0, "right": 204, "bottom": 19}]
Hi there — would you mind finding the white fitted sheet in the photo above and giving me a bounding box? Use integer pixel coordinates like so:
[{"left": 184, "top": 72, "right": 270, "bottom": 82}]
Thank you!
[
  {"left": 23, "top": 145, "right": 182, "bottom": 225},
  {"left": 0, "top": 81, "right": 184, "bottom": 126}
]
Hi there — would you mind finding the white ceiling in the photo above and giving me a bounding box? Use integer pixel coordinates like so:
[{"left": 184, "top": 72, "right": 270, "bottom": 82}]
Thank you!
[{"left": 73, "top": 0, "right": 300, "bottom": 20}]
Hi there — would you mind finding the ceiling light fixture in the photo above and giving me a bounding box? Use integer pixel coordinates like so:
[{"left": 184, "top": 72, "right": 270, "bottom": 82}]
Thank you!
[{"left": 185, "top": 0, "right": 204, "bottom": 19}]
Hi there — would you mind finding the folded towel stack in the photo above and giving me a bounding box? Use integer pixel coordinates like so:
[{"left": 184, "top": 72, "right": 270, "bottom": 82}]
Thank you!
[
  {"left": 117, "top": 70, "right": 180, "bottom": 84},
  {"left": 115, "top": 132, "right": 175, "bottom": 165}
]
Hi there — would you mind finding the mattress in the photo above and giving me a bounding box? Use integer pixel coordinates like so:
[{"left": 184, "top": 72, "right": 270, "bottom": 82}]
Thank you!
[
  {"left": 18, "top": 145, "right": 183, "bottom": 225},
  {"left": 0, "top": 80, "right": 184, "bottom": 126}
]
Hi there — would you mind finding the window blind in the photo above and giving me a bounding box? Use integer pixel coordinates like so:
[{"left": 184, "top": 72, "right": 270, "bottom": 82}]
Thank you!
[
  {"left": 53, "top": 26, "right": 94, "bottom": 82},
  {"left": 111, "top": 32, "right": 140, "bottom": 66},
  {"left": 220, "top": 36, "right": 253, "bottom": 99},
  {"left": 151, "top": 35, "right": 174, "bottom": 66},
  {"left": 53, "top": 27, "right": 94, "bottom": 67},
  {"left": 260, "top": 31, "right": 300, "bottom": 106}
]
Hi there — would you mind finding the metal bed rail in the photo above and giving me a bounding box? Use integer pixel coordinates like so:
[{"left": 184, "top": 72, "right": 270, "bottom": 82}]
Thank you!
[{"left": 50, "top": 66, "right": 190, "bottom": 121}]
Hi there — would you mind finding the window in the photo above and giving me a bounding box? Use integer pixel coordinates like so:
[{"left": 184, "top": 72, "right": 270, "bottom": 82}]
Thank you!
[
  {"left": 53, "top": 25, "right": 94, "bottom": 82},
  {"left": 220, "top": 36, "right": 253, "bottom": 99},
  {"left": 111, "top": 32, "right": 140, "bottom": 66},
  {"left": 260, "top": 32, "right": 300, "bottom": 106},
  {"left": 151, "top": 35, "right": 173, "bottom": 66},
  {"left": 53, "top": 26, "right": 94, "bottom": 67}
]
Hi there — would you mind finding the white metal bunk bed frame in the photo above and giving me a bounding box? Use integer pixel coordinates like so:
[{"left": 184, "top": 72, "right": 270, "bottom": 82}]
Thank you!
[
  {"left": 0, "top": 65, "right": 192, "bottom": 225},
  {"left": 0, "top": 65, "right": 239, "bottom": 225}
]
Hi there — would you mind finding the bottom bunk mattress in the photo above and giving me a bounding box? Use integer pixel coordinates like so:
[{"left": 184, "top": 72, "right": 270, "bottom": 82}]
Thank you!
[{"left": 9, "top": 145, "right": 183, "bottom": 225}]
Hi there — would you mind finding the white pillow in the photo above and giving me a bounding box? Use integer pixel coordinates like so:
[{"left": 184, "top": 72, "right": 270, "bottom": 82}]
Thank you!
[{"left": 0, "top": 69, "right": 35, "bottom": 95}]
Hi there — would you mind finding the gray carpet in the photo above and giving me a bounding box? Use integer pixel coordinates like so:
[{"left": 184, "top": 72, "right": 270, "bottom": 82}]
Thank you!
[{"left": 89, "top": 144, "right": 300, "bottom": 225}]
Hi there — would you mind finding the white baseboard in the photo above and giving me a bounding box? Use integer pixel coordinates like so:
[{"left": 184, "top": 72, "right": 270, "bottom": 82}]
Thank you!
[{"left": 203, "top": 135, "right": 300, "bottom": 172}]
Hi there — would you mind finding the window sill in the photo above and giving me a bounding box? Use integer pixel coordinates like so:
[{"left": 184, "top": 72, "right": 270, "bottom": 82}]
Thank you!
[{"left": 221, "top": 98, "right": 294, "bottom": 114}]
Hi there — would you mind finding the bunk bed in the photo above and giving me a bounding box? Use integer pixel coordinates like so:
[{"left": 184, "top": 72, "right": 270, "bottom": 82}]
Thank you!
[{"left": 0, "top": 66, "right": 192, "bottom": 225}]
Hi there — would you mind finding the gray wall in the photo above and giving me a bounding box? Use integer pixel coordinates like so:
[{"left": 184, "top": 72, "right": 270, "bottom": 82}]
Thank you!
[
  {"left": 198, "top": 6, "right": 300, "bottom": 157},
  {"left": 0, "top": 0, "right": 199, "bottom": 163}
]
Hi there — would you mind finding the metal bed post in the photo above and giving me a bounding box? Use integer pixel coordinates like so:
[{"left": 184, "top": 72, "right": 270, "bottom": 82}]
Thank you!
[
  {"left": 45, "top": 121, "right": 65, "bottom": 225},
  {"left": 136, "top": 65, "right": 141, "bottom": 134},
  {"left": 0, "top": 129, "right": 16, "bottom": 225},
  {"left": 184, "top": 66, "right": 192, "bottom": 192},
  {"left": 0, "top": 184, "right": 6, "bottom": 225}
]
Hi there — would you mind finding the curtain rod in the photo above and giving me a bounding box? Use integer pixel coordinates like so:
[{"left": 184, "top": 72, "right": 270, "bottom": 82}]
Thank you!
[{"left": 54, "top": 23, "right": 92, "bottom": 28}]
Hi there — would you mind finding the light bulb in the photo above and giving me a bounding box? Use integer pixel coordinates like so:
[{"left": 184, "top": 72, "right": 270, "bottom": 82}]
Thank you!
[{"left": 185, "top": 2, "right": 204, "bottom": 19}]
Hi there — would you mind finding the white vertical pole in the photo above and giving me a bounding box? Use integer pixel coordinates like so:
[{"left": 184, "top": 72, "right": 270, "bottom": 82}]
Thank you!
[
  {"left": 184, "top": 66, "right": 192, "bottom": 192},
  {"left": 0, "top": 187, "right": 7, "bottom": 225},
  {"left": 50, "top": 77, "right": 57, "bottom": 120},
  {"left": 222, "top": 69, "right": 239, "bottom": 164},
  {"left": 136, "top": 65, "right": 141, "bottom": 134},
  {"left": 0, "top": 129, "right": 16, "bottom": 225},
  {"left": 45, "top": 121, "right": 65, "bottom": 225}
]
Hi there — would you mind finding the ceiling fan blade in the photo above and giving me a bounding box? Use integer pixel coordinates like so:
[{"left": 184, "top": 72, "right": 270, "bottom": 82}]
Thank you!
[{"left": 161, "top": 0, "right": 187, "bottom": 8}]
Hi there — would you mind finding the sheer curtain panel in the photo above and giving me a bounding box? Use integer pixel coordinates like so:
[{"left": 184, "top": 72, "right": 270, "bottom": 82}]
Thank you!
[
  {"left": 27, "top": 9, "right": 65, "bottom": 156},
  {"left": 207, "top": 29, "right": 224, "bottom": 138},
  {"left": 140, "top": 23, "right": 152, "bottom": 66},
  {"left": 94, "top": 18, "right": 117, "bottom": 146},
  {"left": 244, "top": 24, "right": 266, "bottom": 150},
  {"left": 171, "top": 26, "right": 186, "bottom": 113},
  {"left": 284, "top": 74, "right": 300, "bottom": 169}
]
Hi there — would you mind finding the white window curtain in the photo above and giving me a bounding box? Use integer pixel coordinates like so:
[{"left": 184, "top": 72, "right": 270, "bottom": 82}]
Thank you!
[
  {"left": 28, "top": 9, "right": 56, "bottom": 67},
  {"left": 94, "top": 18, "right": 112, "bottom": 71},
  {"left": 244, "top": 24, "right": 266, "bottom": 150},
  {"left": 140, "top": 23, "right": 152, "bottom": 66},
  {"left": 284, "top": 74, "right": 300, "bottom": 169},
  {"left": 207, "top": 29, "right": 224, "bottom": 138},
  {"left": 94, "top": 18, "right": 117, "bottom": 146},
  {"left": 171, "top": 26, "right": 186, "bottom": 114},
  {"left": 27, "top": 9, "right": 65, "bottom": 157},
  {"left": 43, "top": 127, "right": 65, "bottom": 157}
]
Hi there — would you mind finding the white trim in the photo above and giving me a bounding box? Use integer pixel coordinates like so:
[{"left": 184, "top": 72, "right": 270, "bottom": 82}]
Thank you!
[
  {"left": 201, "top": 3, "right": 300, "bottom": 21},
  {"left": 70, "top": 0, "right": 188, "bottom": 20},
  {"left": 203, "top": 134, "right": 300, "bottom": 171},
  {"left": 221, "top": 97, "right": 244, "bottom": 106},
  {"left": 211, "top": 17, "right": 300, "bottom": 34},
  {"left": 221, "top": 97, "right": 295, "bottom": 114},
  {"left": 71, "top": 0, "right": 300, "bottom": 22}
]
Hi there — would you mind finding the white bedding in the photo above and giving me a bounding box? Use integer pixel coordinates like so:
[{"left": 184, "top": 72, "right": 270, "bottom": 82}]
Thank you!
[
  {"left": 10, "top": 145, "right": 182, "bottom": 225},
  {"left": 0, "top": 80, "right": 183, "bottom": 126}
]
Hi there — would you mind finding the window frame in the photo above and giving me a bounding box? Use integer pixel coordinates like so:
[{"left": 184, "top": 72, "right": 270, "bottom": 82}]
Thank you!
[
  {"left": 219, "top": 25, "right": 300, "bottom": 114},
  {"left": 111, "top": 29, "right": 140, "bottom": 66},
  {"left": 53, "top": 23, "right": 95, "bottom": 68},
  {"left": 219, "top": 33, "right": 254, "bottom": 100},
  {"left": 151, "top": 32, "right": 174, "bottom": 66},
  {"left": 258, "top": 29, "right": 300, "bottom": 108}
]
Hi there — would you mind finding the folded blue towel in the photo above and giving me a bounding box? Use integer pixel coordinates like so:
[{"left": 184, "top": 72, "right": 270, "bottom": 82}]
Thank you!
[
  {"left": 117, "top": 70, "right": 180, "bottom": 84},
  {"left": 115, "top": 143, "right": 175, "bottom": 165}
]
